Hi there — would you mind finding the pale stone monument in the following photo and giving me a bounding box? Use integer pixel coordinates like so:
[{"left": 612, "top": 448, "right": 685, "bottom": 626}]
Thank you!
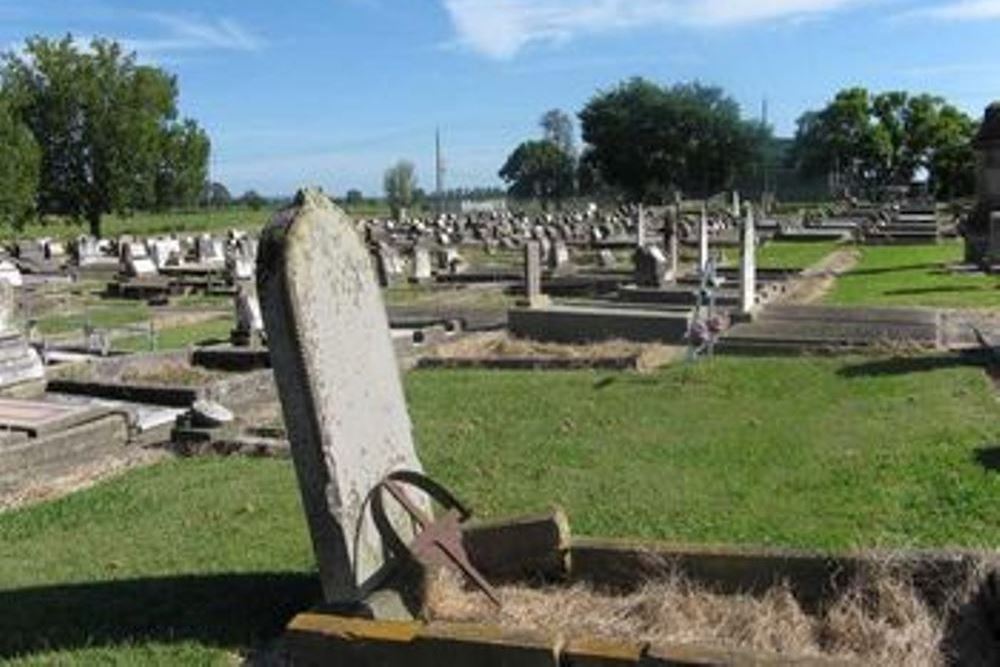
[
  {"left": 739, "top": 205, "right": 757, "bottom": 317},
  {"left": 522, "top": 240, "right": 549, "bottom": 308},
  {"left": 0, "top": 281, "right": 43, "bottom": 390},
  {"left": 257, "top": 189, "right": 426, "bottom": 605},
  {"left": 411, "top": 246, "right": 432, "bottom": 283},
  {"left": 231, "top": 285, "right": 265, "bottom": 347}
]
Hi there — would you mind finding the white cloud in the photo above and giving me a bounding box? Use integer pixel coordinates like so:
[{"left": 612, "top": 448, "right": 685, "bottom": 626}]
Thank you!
[
  {"left": 125, "top": 13, "right": 263, "bottom": 54},
  {"left": 442, "top": 0, "right": 865, "bottom": 59},
  {"left": 902, "top": 0, "right": 1000, "bottom": 19}
]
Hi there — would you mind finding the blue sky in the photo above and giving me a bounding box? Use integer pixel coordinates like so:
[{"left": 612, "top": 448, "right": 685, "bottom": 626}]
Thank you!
[{"left": 2, "top": 0, "right": 1000, "bottom": 197}]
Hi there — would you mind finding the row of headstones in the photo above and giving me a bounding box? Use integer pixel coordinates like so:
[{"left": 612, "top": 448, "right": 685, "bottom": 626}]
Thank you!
[
  {"left": 119, "top": 233, "right": 258, "bottom": 280},
  {"left": 524, "top": 204, "right": 759, "bottom": 316}
]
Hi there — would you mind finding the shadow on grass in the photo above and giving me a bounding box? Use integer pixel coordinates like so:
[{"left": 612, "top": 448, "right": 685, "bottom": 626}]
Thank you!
[
  {"left": 883, "top": 286, "right": 989, "bottom": 297},
  {"left": 974, "top": 447, "right": 1000, "bottom": 473},
  {"left": 837, "top": 354, "right": 983, "bottom": 378},
  {"left": 0, "top": 572, "right": 319, "bottom": 660},
  {"left": 844, "top": 263, "right": 942, "bottom": 277}
]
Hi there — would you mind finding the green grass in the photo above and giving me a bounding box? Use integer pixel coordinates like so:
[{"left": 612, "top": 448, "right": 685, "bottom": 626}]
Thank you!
[
  {"left": 116, "top": 317, "right": 233, "bottom": 353},
  {"left": 34, "top": 302, "right": 150, "bottom": 335},
  {"left": 757, "top": 241, "right": 841, "bottom": 270},
  {"left": 2, "top": 356, "right": 998, "bottom": 662},
  {"left": 827, "top": 241, "right": 1000, "bottom": 309}
]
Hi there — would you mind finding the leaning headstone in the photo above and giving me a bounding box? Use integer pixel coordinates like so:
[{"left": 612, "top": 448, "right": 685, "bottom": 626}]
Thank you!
[
  {"left": 739, "top": 205, "right": 757, "bottom": 316},
  {"left": 257, "top": 189, "right": 427, "bottom": 605}
]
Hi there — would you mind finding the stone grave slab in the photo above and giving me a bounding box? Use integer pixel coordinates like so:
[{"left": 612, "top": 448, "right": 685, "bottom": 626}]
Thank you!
[{"left": 0, "top": 398, "right": 111, "bottom": 438}]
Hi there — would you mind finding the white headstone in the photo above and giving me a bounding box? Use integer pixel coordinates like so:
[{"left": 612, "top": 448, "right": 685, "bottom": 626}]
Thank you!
[
  {"left": 257, "top": 189, "right": 427, "bottom": 604},
  {"left": 740, "top": 205, "right": 757, "bottom": 316}
]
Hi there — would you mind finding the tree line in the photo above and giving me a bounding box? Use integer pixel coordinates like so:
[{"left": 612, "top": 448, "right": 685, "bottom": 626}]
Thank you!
[
  {"left": 499, "top": 77, "right": 980, "bottom": 207},
  {"left": 0, "top": 36, "right": 212, "bottom": 237}
]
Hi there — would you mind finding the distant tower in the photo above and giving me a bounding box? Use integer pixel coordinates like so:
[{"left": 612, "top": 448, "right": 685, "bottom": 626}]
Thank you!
[{"left": 435, "top": 128, "right": 445, "bottom": 215}]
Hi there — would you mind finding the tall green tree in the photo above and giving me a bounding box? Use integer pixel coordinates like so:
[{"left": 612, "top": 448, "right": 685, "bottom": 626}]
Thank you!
[
  {"left": 384, "top": 160, "right": 417, "bottom": 220},
  {"left": 1, "top": 35, "right": 211, "bottom": 236},
  {"left": 579, "top": 78, "right": 765, "bottom": 202},
  {"left": 0, "top": 96, "right": 39, "bottom": 228},
  {"left": 540, "top": 109, "right": 575, "bottom": 157},
  {"left": 498, "top": 140, "right": 575, "bottom": 206},
  {"left": 790, "top": 87, "right": 977, "bottom": 198},
  {"left": 156, "top": 119, "right": 210, "bottom": 210}
]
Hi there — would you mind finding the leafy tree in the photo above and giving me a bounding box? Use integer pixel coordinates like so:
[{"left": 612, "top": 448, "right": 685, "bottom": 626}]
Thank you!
[
  {"left": 240, "top": 190, "right": 266, "bottom": 211},
  {"left": 1, "top": 35, "right": 211, "bottom": 235},
  {"left": 383, "top": 160, "right": 417, "bottom": 220},
  {"left": 201, "top": 181, "right": 231, "bottom": 208},
  {"left": 540, "top": 109, "right": 575, "bottom": 157},
  {"left": 345, "top": 189, "right": 364, "bottom": 206},
  {"left": 498, "top": 140, "right": 575, "bottom": 206},
  {"left": 579, "top": 78, "right": 765, "bottom": 202},
  {"left": 790, "top": 87, "right": 976, "bottom": 198},
  {"left": 0, "top": 96, "right": 39, "bottom": 228},
  {"left": 156, "top": 119, "right": 210, "bottom": 210}
]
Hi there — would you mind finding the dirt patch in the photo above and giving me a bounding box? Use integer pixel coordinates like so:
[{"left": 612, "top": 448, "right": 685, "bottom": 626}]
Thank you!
[
  {"left": 426, "top": 559, "right": 999, "bottom": 666},
  {"left": 781, "top": 248, "right": 861, "bottom": 304},
  {"left": 0, "top": 446, "right": 168, "bottom": 512},
  {"left": 426, "top": 332, "right": 683, "bottom": 371}
]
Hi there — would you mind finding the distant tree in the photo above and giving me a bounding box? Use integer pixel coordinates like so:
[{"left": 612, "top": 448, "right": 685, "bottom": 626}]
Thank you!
[
  {"left": 0, "top": 96, "right": 39, "bottom": 228},
  {"left": 540, "top": 109, "right": 576, "bottom": 157},
  {"left": 790, "top": 87, "right": 977, "bottom": 198},
  {"left": 156, "top": 119, "right": 210, "bottom": 210},
  {"left": 499, "top": 140, "right": 575, "bottom": 206},
  {"left": 345, "top": 189, "right": 364, "bottom": 206},
  {"left": 201, "top": 181, "right": 231, "bottom": 208},
  {"left": 383, "top": 160, "right": 417, "bottom": 220},
  {"left": 579, "top": 78, "right": 765, "bottom": 202},
  {"left": 1, "top": 36, "right": 211, "bottom": 236},
  {"left": 240, "top": 189, "right": 266, "bottom": 211}
]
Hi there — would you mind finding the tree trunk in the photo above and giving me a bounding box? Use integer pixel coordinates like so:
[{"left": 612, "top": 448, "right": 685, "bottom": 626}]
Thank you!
[{"left": 87, "top": 209, "right": 102, "bottom": 239}]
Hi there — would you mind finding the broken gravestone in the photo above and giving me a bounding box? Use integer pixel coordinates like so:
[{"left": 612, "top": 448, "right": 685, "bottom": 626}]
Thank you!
[{"left": 257, "top": 188, "right": 427, "bottom": 605}]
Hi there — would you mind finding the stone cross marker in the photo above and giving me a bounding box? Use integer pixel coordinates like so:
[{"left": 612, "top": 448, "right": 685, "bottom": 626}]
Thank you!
[
  {"left": 257, "top": 189, "right": 426, "bottom": 605},
  {"left": 739, "top": 205, "right": 757, "bottom": 316}
]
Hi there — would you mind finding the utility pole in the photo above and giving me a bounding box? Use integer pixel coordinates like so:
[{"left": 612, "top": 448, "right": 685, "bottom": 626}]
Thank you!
[{"left": 435, "top": 127, "right": 445, "bottom": 216}]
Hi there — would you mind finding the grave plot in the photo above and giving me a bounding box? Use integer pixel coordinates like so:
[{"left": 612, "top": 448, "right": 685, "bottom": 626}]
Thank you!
[{"left": 258, "top": 191, "right": 1000, "bottom": 666}]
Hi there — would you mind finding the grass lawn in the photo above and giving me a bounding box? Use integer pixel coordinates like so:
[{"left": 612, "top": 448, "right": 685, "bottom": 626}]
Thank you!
[
  {"left": 756, "top": 241, "right": 841, "bottom": 270},
  {"left": 2, "top": 356, "right": 998, "bottom": 663},
  {"left": 34, "top": 302, "right": 150, "bottom": 336},
  {"left": 116, "top": 317, "right": 234, "bottom": 353},
  {"left": 826, "top": 241, "right": 1000, "bottom": 309}
]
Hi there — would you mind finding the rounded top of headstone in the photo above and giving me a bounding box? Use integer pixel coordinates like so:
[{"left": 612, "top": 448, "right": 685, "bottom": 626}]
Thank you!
[{"left": 974, "top": 102, "right": 1000, "bottom": 148}]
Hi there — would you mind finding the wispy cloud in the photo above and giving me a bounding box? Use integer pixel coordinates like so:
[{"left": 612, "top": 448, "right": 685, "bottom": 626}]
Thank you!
[
  {"left": 125, "top": 13, "right": 263, "bottom": 54},
  {"left": 901, "top": 0, "right": 1000, "bottom": 19},
  {"left": 442, "top": 0, "right": 866, "bottom": 59}
]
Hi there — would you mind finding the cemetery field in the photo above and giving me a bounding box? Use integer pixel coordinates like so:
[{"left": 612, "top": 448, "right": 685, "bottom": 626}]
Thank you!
[
  {"left": 826, "top": 241, "right": 1000, "bottom": 309},
  {"left": 2, "top": 355, "right": 998, "bottom": 663},
  {"left": 756, "top": 240, "right": 842, "bottom": 270}
]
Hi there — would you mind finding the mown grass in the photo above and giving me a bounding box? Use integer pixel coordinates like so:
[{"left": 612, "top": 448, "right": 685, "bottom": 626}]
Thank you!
[
  {"left": 757, "top": 241, "right": 841, "bottom": 270},
  {"left": 116, "top": 317, "right": 234, "bottom": 353},
  {"left": 826, "top": 241, "right": 1000, "bottom": 309},
  {"left": 34, "top": 302, "right": 151, "bottom": 335},
  {"left": 1, "top": 356, "right": 997, "bottom": 663}
]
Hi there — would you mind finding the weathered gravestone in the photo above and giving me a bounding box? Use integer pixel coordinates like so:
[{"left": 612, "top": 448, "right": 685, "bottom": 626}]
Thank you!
[
  {"left": 257, "top": 189, "right": 427, "bottom": 605},
  {"left": 633, "top": 245, "right": 671, "bottom": 288},
  {"left": 521, "top": 240, "right": 549, "bottom": 309}
]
